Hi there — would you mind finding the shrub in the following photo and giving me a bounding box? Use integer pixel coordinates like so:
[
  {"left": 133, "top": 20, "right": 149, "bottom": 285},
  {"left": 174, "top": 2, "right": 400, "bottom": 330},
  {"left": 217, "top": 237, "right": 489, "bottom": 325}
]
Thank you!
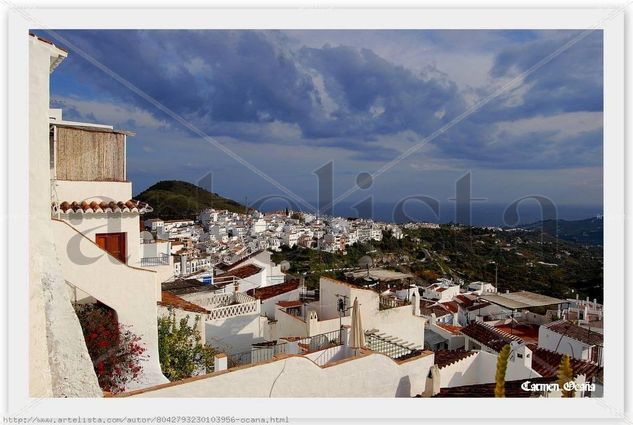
[
  {"left": 74, "top": 303, "right": 146, "bottom": 393},
  {"left": 557, "top": 354, "right": 575, "bottom": 397},
  {"left": 158, "top": 310, "right": 216, "bottom": 381},
  {"left": 494, "top": 344, "right": 511, "bottom": 398}
]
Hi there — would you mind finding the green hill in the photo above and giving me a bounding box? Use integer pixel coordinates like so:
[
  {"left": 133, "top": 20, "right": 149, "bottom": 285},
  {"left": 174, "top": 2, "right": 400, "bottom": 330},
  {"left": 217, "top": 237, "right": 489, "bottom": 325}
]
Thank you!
[
  {"left": 135, "top": 180, "right": 246, "bottom": 219},
  {"left": 521, "top": 217, "right": 603, "bottom": 246}
]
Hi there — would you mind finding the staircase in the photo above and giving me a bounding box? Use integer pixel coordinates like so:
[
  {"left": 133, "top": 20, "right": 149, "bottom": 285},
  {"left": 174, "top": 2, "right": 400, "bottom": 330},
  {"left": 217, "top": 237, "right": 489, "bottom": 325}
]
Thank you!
[{"left": 364, "top": 329, "right": 423, "bottom": 360}]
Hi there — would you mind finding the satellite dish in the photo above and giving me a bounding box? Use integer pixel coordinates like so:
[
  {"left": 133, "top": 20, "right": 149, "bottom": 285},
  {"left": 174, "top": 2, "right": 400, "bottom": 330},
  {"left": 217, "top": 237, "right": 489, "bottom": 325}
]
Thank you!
[
  {"left": 280, "top": 260, "right": 291, "bottom": 273},
  {"left": 140, "top": 231, "right": 154, "bottom": 242},
  {"left": 358, "top": 255, "right": 373, "bottom": 270}
]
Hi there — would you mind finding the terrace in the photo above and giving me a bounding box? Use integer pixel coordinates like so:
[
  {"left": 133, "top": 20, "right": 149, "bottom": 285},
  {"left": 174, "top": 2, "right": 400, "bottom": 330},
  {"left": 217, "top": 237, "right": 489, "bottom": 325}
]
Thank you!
[{"left": 200, "top": 292, "right": 260, "bottom": 320}]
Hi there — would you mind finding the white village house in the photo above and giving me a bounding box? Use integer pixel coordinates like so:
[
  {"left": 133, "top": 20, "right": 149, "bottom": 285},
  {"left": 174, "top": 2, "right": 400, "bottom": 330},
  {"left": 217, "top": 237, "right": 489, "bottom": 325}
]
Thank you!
[{"left": 30, "top": 33, "right": 170, "bottom": 395}]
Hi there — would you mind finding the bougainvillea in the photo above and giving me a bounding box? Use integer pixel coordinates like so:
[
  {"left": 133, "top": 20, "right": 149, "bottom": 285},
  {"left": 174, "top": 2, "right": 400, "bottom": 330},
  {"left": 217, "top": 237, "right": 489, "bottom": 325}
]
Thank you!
[{"left": 75, "top": 303, "right": 147, "bottom": 393}]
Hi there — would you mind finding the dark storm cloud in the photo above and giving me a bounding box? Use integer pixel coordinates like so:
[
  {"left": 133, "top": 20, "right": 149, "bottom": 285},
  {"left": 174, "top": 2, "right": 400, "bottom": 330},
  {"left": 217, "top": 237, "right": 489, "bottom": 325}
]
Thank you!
[{"left": 40, "top": 29, "right": 603, "bottom": 172}]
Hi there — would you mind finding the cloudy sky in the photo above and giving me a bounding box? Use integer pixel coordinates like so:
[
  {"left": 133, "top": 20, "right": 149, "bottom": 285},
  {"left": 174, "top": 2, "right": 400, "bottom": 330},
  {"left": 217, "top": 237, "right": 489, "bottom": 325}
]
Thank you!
[{"left": 39, "top": 29, "right": 603, "bottom": 221}]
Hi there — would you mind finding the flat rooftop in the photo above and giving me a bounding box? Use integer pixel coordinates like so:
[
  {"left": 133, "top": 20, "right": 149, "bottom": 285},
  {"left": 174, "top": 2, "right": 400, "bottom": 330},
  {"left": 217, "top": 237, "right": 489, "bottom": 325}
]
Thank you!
[
  {"left": 481, "top": 291, "right": 565, "bottom": 310},
  {"left": 346, "top": 268, "right": 414, "bottom": 282}
]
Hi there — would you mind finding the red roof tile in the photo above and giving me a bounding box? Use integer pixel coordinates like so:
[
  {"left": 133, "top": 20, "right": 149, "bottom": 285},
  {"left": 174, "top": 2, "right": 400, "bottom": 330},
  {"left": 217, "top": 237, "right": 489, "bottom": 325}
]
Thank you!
[
  {"left": 454, "top": 294, "right": 475, "bottom": 307},
  {"left": 440, "top": 301, "right": 459, "bottom": 313},
  {"left": 276, "top": 300, "right": 303, "bottom": 308},
  {"left": 543, "top": 320, "right": 603, "bottom": 346},
  {"left": 215, "top": 264, "right": 262, "bottom": 280},
  {"left": 431, "top": 377, "right": 556, "bottom": 398},
  {"left": 247, "top": 280, "right": 300, "bottom": 301},
  {"left": 530, "top": 346, "right": 602, "bottom": 380},
  {"left": 159, "top": 291, "right": 209, "bottom": 314},
  {"left": 433, "top": 350, "right": 476, "bottom": 369},
  {"left": 436, "top": 323, "right": 463, "bottom": 335},
  {"left": 460, "top": 322, "right": 523, "bottom": 352},
  {"left": 53, "top": 199, "right": 152, "bottom": 214}
]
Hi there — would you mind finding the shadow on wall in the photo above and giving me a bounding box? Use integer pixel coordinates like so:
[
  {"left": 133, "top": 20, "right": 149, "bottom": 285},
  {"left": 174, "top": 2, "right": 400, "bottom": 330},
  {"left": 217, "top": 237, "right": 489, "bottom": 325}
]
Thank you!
[
  {"left": 395, "top": 375, "right": 412, "bottom": 397},
  {"left": 205, "top": 314, "right": 264, "bottom": 354}
]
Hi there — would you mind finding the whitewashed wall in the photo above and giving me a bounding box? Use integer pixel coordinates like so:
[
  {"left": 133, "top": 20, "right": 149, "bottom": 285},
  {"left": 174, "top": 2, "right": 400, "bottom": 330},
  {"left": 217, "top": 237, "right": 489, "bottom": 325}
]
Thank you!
[
  {"left": 53, "top": 219, "right": 167, "bottom": 389},
  {"left": 58, "top": 213, "right": 143, "bottom": 267},
  {"left": 538, "top": 326, "right": 599, "bottom": 365},
  {"left": 29, "top": 37, "right": 101, "bottom": 397},
  {"left": 132, "top": 351, "right": 435, "bottom": 398},
  {"left": 439, "top": 349, "right": 537, "bottom": 388},
  {"left": 54, "top": 180, "right": 132, "bottom": 204},
  {"left": 204, "top": 312, "right": 265, "bottom": 354}
]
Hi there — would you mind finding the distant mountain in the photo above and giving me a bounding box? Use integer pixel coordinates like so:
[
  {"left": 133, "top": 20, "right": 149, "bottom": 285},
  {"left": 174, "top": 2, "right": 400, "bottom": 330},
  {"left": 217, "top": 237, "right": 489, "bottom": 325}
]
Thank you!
[
  {"left": 520, "top": 217, "right": 603, "bottom": 246},
  {"left": 135, "top": 180, "right": 247, "bottom": 219}
]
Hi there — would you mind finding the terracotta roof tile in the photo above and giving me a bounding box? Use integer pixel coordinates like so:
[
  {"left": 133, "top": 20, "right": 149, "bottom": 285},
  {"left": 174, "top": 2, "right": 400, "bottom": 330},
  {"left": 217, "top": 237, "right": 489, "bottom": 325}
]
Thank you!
[
  {"left": 53, "top": 199, "right": 152, "bottom": 214},
  {"left": 440, "top": 301, "right": 459, "bottom": 313},
  {"left": 454, "top": 294, "right": 475, "bottom": 307},
  {"left": 460, "top": 322, "right": 523, "bottom": 352},
  {"left": 276, "top": 300, "right": 303, "bottom": 308},
  {"left": 431, "top": 377, "right": 556, "bottom": 398},
  {"left": 215, "top": 264, "right": 262, "bottom": 281},
  {"left": 420, "top": 305, "right": 452, "bottom": 318},
  {"left": 530, "top": 346, "right": 602, "bottom": 380},
  {"left": 433, "top": 350, "right": 477, "bottom": 369},
  {"left": 159, "top": 291, "right": 209, "bottom": 314},
  {"left": 436, "top": 323, "right": 463, "bottom": 335},
  {"left": 543, "top": 320, "right": 603, "bottom": 346},
  {"left": 247, "top": 280, "right": 300, "bottom": 301}
]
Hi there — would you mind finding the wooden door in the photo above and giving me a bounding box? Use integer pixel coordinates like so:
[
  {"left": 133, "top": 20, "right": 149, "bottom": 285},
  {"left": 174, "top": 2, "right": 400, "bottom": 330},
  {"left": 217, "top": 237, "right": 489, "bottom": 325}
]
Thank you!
[{"left": 96, "top": 232, "right": 127, "bottom": 264}]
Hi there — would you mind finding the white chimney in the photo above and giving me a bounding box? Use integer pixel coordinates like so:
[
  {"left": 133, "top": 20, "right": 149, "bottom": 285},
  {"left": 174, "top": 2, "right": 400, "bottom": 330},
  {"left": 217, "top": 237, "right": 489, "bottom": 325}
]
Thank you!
[{"left": 430, "top": 365, "right": 441, "bottom": 396}]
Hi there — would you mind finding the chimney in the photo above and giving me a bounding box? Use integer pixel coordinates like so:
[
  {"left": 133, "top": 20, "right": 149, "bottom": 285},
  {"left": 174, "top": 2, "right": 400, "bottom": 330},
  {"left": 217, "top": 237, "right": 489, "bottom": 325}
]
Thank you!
[
  {"left": 430, "top": 365, "right": 441, "bottom": 396},
  {"left": 180, "top": 255, "right": 187, "bottom": 276}
]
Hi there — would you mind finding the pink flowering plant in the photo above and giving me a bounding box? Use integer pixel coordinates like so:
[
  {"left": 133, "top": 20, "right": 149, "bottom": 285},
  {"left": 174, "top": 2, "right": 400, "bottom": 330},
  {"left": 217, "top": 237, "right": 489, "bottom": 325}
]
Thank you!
[{"left": 75, "top": 304, "right": 147, "bottom": 393}]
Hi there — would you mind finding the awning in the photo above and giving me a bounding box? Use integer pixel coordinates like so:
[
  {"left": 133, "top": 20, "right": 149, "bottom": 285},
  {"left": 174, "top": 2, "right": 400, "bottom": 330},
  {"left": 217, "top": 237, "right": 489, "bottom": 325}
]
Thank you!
[{"left": 480, "top": 291, "right": 565, "bottom": 310}]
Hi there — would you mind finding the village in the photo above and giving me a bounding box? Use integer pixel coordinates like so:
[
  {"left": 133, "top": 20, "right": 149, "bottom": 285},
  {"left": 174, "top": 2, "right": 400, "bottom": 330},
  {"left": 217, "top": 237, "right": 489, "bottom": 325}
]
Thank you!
[{"left": 30, "top": 33, "right": 604, "bottom": 400}]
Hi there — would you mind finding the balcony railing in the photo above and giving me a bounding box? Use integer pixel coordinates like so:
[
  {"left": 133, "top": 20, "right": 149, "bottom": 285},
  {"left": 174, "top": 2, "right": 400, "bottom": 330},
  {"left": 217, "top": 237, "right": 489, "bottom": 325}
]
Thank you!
[
  {"left": 364, "top": 331, "right": 421, "bottom": 360},
  {"left": 140, "top": 253, "right": 170, "bottom": 267},
  {"left": 205, "top": 292, "right": 259, "bottom": 320},
  {"left": 379, "top": 295, "right": 411, "bottom": 310},
  {"left": 298, "top": 329, "right": 342, "bottom": 354},
  {"left": 227, "top": 343, "right": 288, "bottom": 369}
]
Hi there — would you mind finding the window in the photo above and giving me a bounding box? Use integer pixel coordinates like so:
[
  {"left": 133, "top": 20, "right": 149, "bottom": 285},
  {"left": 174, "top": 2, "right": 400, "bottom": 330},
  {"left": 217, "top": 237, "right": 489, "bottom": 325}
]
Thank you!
[{"left": 96, "top": 232, "right": 127, "bottom": 264}]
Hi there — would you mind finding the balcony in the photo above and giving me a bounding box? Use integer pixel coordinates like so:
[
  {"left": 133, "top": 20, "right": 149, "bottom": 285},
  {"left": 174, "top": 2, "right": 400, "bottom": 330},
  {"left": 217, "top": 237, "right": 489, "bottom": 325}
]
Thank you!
[
  {"left": 140, "top": 253, "right": 170, "bottom": 267},
  {"left": 379, "top": 294, "right": 411, "bottom": 310},
  {"left": 205, "top": 292, "right": 259, "bottom": 320}
]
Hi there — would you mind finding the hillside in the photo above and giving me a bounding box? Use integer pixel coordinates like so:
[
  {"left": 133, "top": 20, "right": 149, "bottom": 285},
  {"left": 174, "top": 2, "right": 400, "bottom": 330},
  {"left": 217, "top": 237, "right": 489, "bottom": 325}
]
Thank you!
[
  {"left": 272, "top": 224, "right": 603, "bottom": 302},
  {"left": 135, "top": 180, "right": 246, "bottom": 219},
  {"left": 520, "top": 217, "right": 603, "bottom": 246}
]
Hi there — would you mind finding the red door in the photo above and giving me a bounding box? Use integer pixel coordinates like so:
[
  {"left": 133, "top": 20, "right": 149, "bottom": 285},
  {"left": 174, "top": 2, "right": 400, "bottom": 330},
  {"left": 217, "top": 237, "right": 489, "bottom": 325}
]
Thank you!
[{"left": 96, "top": 232, "right": 127, "bottom": 264}]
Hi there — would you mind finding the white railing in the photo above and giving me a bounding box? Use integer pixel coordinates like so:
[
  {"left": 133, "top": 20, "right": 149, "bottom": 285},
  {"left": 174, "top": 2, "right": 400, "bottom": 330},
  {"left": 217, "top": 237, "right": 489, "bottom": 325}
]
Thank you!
[{"left": 205, "top": 292, "right": 259, "bottom": 321}]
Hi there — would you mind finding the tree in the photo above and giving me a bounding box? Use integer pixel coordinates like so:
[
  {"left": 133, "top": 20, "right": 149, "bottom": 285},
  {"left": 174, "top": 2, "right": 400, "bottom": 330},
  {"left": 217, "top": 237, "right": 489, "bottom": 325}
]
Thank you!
[
  {"left": 74, "top": 303, "right": 146, "bottom": 394},
  {"left": 557, "top": 354, "right": 575, "bottom": 398},
  {"left": 494, "top": 344, "right": 512, "bottom": 398},
  {"left": 158, "top": 310, "right": 216, "bottom": 381}
]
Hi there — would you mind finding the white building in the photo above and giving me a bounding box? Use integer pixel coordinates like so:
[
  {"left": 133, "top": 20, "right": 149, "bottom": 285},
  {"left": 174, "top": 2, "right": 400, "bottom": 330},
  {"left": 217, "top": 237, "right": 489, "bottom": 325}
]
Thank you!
[
  {"left": 31, "top": 34, "right": 168, "bottom": 394},
  {"left": 538, "top": 320, "right": 603, "bottom": 366},
  {"left": 423, "top": 279, "right": 461, "bottom": 302},
  {"left": 467, "top": 281, "right": 497, "bottom": 295}
]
